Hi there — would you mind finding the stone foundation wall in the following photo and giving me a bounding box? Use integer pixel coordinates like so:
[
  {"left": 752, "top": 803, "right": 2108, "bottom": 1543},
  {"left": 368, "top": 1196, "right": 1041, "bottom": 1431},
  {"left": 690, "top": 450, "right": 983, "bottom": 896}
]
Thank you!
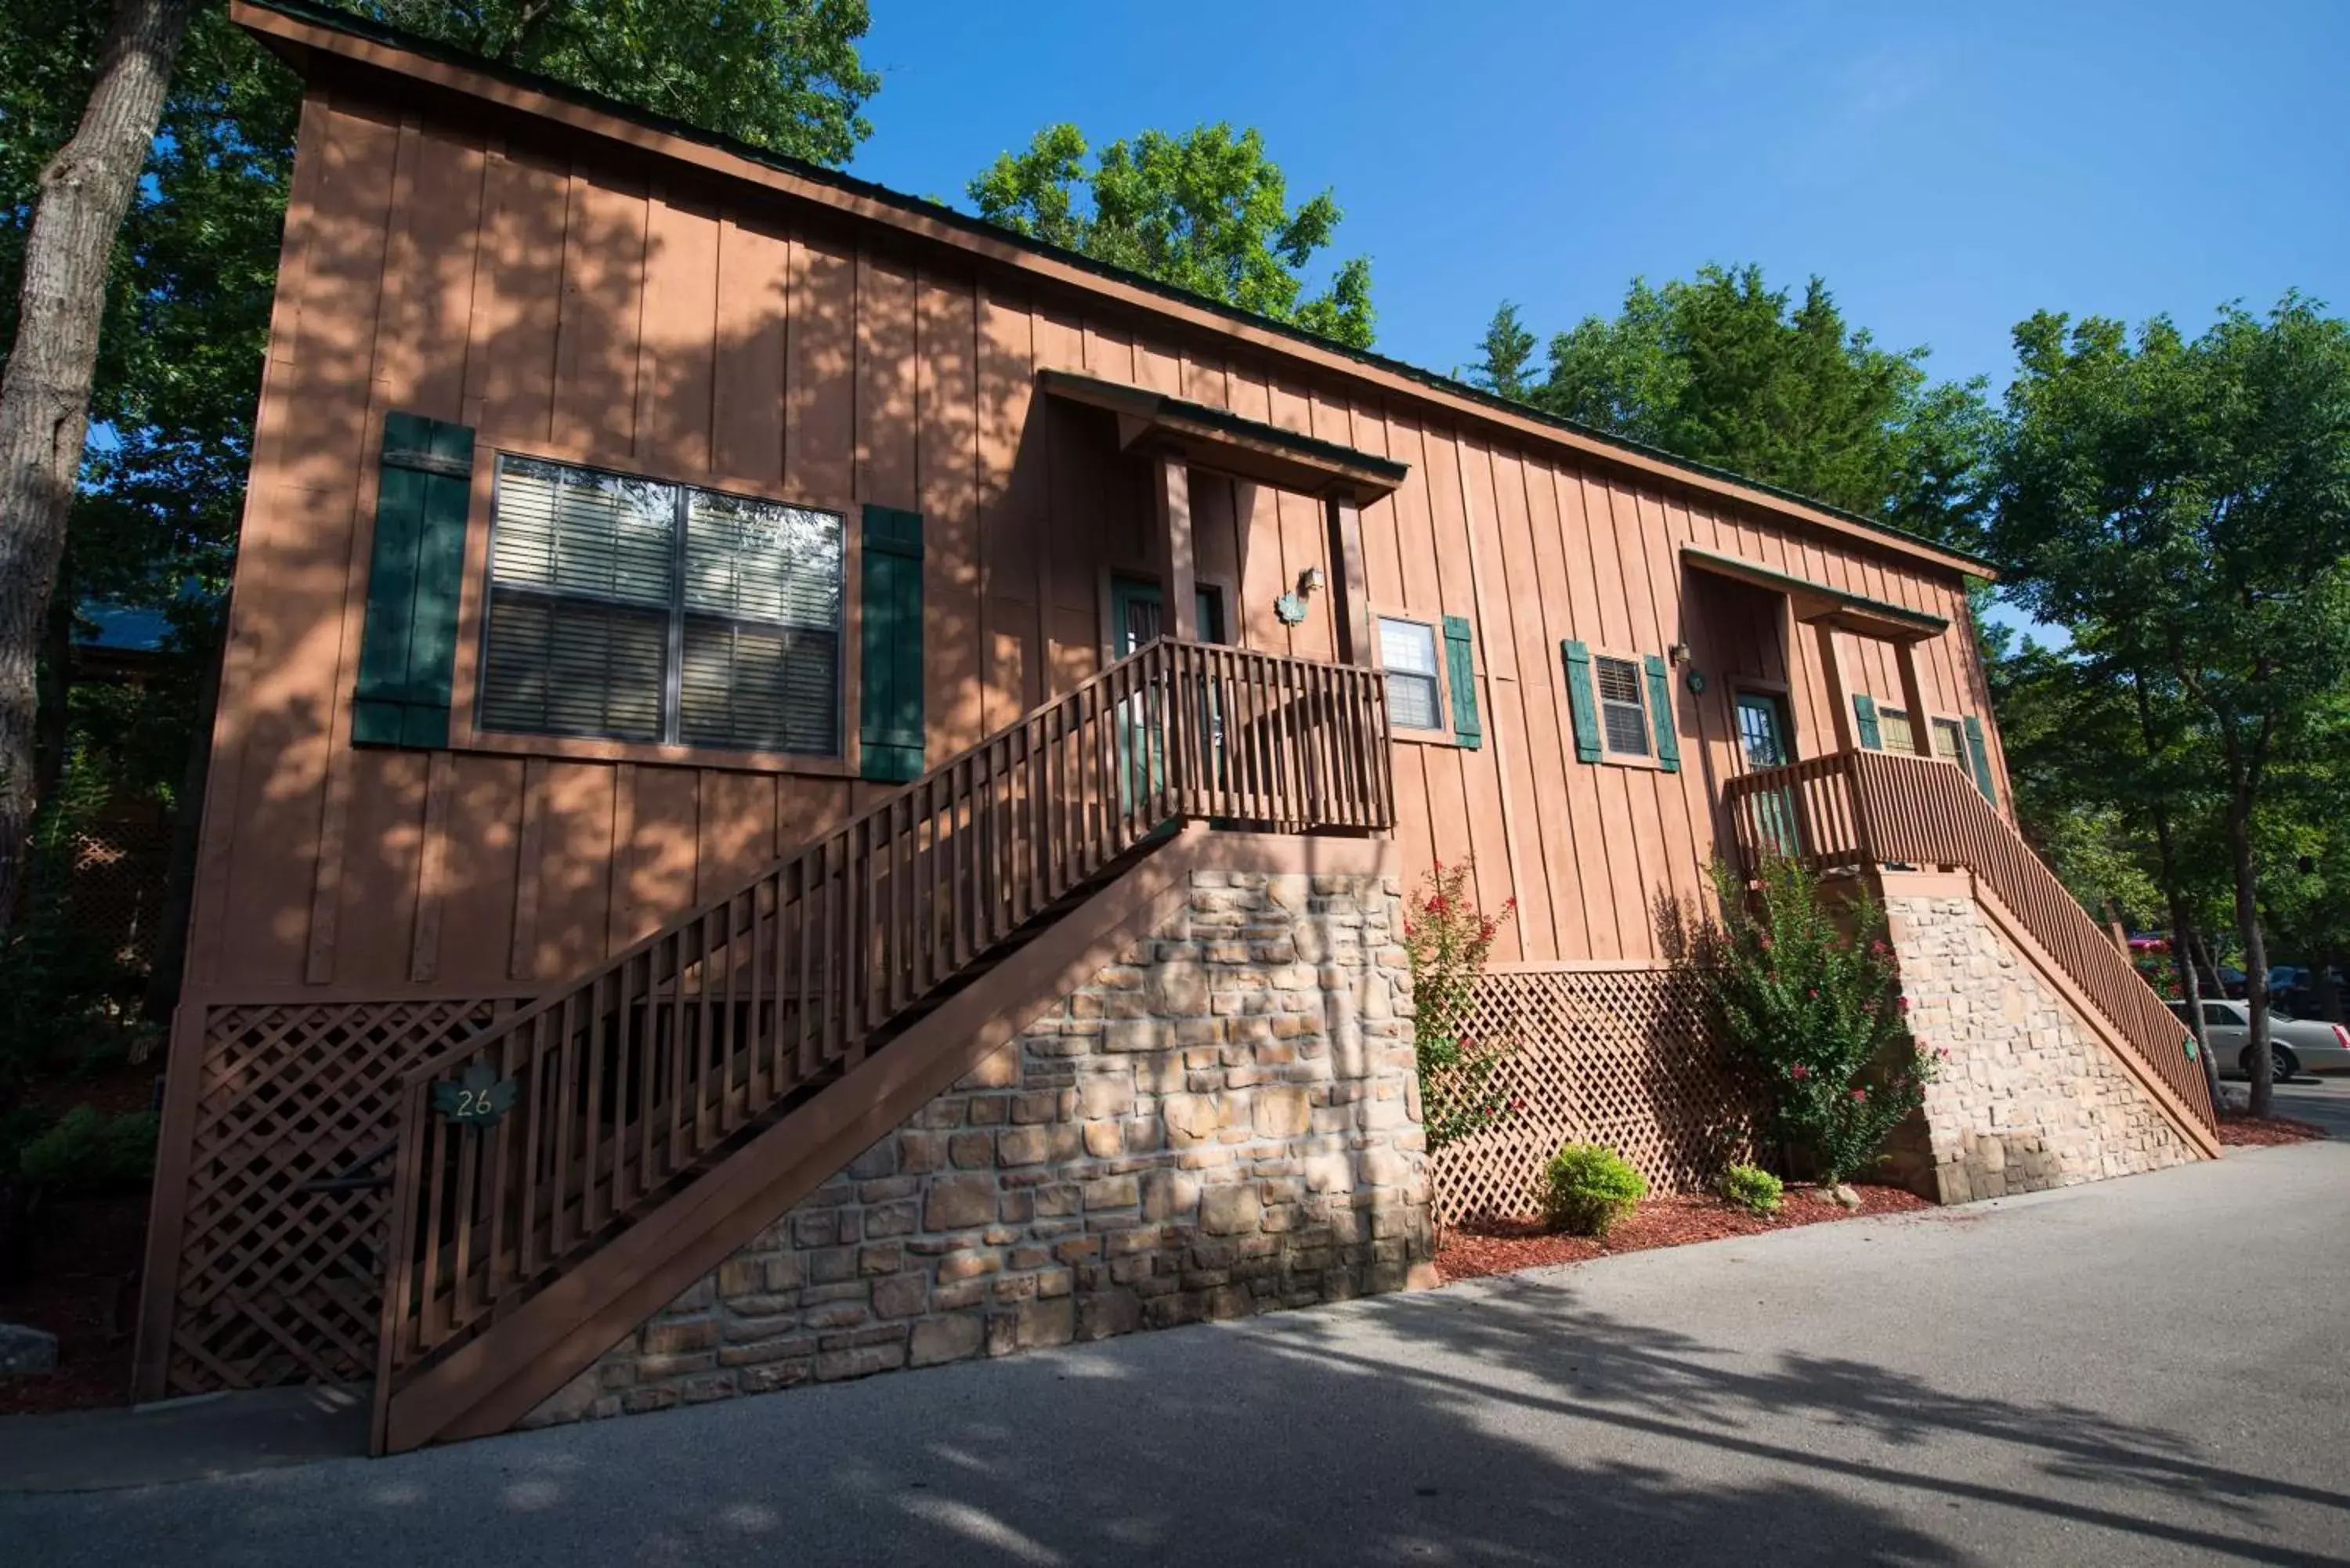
[
  {"left": 1883, "top": 887, "right": 2194, "bottom": 1203},
  {"left": 530, "top": 864, "right": 1430, "bottom": 1426}
]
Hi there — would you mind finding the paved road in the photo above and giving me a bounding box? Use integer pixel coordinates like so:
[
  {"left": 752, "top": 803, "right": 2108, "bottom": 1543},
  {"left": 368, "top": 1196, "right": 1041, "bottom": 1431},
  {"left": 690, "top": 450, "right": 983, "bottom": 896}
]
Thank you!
[{"left": 8, "top": 1137, "right": 2347, "bottom": 1566}]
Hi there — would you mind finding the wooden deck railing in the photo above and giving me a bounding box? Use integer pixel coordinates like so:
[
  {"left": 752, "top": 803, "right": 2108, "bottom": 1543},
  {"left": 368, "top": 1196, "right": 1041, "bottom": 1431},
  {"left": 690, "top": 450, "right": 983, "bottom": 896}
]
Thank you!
[
  {"left": 374, "top": 638, "right": 1392, "bottom": 1388},
  {"left": 1721, "top": 748, "right": 2216, "bottom": 1133}
]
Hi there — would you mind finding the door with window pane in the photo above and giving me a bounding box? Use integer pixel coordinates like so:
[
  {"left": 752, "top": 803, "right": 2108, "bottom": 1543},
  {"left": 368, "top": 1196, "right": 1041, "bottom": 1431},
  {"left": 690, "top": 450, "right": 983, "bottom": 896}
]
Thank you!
[
  {"left": 1735, "top": 691, "right": 1800, "bottom": 856},
  {"left": 1109, "top": 578, "right": 1166, "bottom": 811}
]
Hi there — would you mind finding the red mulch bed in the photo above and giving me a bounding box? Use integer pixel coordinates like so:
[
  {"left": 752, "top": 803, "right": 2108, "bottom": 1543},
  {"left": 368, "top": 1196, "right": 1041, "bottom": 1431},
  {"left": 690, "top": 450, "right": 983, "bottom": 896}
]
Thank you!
[
  {"left": 2217, "top": 1113, "right": 2330, "bottom": 1147},
  {"left": 0, "top": 1196, "right": 148, "bottom": 1417},
  {"left": 1435, "top": 1183, "right": 1934, "bottom": 1284}
]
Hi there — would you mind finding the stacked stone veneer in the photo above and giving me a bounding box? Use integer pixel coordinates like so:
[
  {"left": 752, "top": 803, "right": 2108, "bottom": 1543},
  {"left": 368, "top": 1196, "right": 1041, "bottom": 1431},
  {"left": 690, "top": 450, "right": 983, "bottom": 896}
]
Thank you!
[
  {"left": 529, "top": 864, "right": 1430, "bottom": 1427},
  {"left": 1882, "top": 887, "right": 2195, "bottom": 1204}
]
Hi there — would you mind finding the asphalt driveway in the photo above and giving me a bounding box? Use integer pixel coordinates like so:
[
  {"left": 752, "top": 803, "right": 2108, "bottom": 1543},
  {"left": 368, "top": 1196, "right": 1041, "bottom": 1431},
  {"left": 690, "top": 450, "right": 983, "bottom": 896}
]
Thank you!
[{"left": 5, "top": 1134, "right": 2345, "bottom": 1566}]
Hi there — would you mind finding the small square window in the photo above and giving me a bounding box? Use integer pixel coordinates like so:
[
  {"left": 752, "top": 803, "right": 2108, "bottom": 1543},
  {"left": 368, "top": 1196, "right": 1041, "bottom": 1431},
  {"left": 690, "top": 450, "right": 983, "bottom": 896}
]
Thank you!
[
  {"left": 1594, "top": 655, "right": 1650, "bottom": 757},
  {"left": 1379, "top": 616, "right": 1444, "bottom": 732}
]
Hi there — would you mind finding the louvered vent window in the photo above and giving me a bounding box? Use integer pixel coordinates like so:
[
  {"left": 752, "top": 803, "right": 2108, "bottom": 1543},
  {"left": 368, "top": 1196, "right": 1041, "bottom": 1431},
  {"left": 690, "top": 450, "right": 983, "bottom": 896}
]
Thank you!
[
  {"left": 480, "top": 455, "right": 842, "bottom": 754},
  {"left": 1878, "top": 706, "right": 1915, "bottom": 754},
  {"left": 1594, "top": 655, "right": 1650, "bottom": 757}
]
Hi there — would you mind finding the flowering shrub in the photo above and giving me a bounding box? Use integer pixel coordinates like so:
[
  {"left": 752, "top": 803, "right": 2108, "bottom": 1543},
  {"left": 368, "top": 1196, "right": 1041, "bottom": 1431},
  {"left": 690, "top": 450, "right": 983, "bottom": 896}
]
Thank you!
[
  {"left": 1697, "top": 854, "right": 1936, "bottom": 1184},
  {"left": 1539, "top": 1141, "right": 1647, "bottom": 1237},
  {"left": 1405, "top": 858, "right": 1517, "bottom": 1150}
]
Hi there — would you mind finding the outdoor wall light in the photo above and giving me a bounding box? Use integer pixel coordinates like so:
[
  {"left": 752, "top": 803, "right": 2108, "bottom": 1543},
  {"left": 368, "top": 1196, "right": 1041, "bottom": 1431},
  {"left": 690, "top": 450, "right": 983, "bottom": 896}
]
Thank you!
[{"left": 1274, "top": 565, "right": 1325, "bottom": 627}]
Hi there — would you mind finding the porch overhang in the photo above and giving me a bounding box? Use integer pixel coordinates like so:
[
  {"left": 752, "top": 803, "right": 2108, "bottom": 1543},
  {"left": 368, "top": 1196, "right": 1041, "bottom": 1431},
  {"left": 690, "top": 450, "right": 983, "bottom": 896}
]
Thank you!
[
  {"left": 1038, "top": 369, "right": 1408, "bottom": 506},
  {"left": 1681, "top": 546, "right": 1948, "bottom": 645}
]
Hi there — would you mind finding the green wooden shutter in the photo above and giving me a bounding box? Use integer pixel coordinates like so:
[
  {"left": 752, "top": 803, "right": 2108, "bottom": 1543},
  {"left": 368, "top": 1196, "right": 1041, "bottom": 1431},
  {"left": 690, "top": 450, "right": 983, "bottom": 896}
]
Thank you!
[
  {"left": 1643, "top": 654, "right": 1680, "bottom": 774},
  {"left": 859, "top": 504, "right": 924, "bottom": 782},
  {"left": 353, "top": 411, "right": 474, "bottom": 749},
  {"left": 1561, "top": 640, "right": 1601, "bottom": 763},
  {"left": 1441, "top": 615, "right": 1481, "bottom": 750},
  {"left": 1962, "top": 714, "right": 1998, "bottom": 807},
  {"left": 1852, "top": 693, "right": 1882, "bottom": 750}
]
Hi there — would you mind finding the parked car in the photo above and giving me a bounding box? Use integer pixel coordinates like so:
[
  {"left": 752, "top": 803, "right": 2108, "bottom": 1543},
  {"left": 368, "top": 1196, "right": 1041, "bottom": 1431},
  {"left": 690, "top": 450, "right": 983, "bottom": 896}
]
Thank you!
[{"left": 2167, "top": 999, "right": 2350, "bottom": 1078}]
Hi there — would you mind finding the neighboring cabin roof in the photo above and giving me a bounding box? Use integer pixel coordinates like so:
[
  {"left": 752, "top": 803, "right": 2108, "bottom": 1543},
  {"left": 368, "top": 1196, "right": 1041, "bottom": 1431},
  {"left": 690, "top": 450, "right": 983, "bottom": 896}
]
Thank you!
[{"left": 232, "top": 0, "right": 1994, "bottom": 583}]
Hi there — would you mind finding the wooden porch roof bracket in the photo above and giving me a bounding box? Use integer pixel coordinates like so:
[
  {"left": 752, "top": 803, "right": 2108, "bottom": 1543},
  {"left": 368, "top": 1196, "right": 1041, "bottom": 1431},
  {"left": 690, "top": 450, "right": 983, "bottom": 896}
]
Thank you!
[
  {"left": 1039, "top": 369, "right": 1408, "bottom": 506},
  {"left": 1681, "top": 546, "right": 1949, "bottom": 645}
]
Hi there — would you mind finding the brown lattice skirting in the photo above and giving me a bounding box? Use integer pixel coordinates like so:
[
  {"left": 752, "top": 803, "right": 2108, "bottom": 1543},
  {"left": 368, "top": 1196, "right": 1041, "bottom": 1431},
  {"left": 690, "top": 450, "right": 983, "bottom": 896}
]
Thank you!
[
  {"left": 1428, "top": 965, "right": 1764, "bottom": 1228},
  {"left": 139, "top": 994, "right": 530, "bottom": 1396}
]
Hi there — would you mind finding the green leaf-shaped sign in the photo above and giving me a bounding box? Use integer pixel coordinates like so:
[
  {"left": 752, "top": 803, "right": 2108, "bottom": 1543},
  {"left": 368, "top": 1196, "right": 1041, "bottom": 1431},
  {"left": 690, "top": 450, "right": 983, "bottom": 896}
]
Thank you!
[{"left": 432, "top": 1060, "right": 518, "bottom": 1127}]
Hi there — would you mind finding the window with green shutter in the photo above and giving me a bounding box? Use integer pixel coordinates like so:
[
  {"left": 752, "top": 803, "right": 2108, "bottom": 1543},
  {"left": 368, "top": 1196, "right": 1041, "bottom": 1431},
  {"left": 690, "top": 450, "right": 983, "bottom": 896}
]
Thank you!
[
  {"left": 353, "top": 411, "right": 474, "bottom": 749},
  {"left": 1852, "top": 693, "right": 1883, "bottom": 750},
  {"left": 1441, "top": 615, "right": 1481, "bottom": 750},
  {"left": 1561, "top": 640, "right": 1601, "bottom": 762},
  {"left": 1961, "top": 714, "right": 1999, "bottom": 806},
  {"left": 859, "top": 505, "right": 924, "bottom": 782},
  {"left": 1642, "top": 653, "right": 1679, "bottom": 773},
  {"left": 476, "top": 453, "right": 843, "bottom": 754}
]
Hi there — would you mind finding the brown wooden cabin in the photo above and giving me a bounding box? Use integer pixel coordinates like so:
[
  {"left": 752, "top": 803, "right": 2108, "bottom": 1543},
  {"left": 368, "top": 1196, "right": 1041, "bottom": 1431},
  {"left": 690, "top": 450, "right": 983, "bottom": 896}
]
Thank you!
[{"left": 140, "top": 0, "right": 2219, "bottom": 1453}]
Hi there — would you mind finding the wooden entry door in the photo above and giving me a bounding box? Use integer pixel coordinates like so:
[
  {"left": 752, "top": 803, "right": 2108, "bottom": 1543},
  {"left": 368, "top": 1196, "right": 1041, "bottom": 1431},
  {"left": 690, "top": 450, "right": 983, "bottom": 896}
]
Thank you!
[{"left": 1735, "top": 690, "right": 1800, "bottom": 855}]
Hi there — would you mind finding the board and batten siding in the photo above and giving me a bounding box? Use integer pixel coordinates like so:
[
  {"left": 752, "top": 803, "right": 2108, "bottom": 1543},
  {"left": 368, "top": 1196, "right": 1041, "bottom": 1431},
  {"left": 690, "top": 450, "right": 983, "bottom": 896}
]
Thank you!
[{"left": 184, "top": 82, "right": 2006, "bottom": 1001}]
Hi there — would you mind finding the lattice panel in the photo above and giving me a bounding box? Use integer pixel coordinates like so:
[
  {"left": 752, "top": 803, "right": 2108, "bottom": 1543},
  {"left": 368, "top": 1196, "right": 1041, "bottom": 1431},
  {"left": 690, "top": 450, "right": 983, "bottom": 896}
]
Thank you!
[
  {"left": 163, "top": 997, "right": 515, "bottom": 1394},
  {"left": 1429, "top": 966, "right": 1766, "bottom": 1227}
]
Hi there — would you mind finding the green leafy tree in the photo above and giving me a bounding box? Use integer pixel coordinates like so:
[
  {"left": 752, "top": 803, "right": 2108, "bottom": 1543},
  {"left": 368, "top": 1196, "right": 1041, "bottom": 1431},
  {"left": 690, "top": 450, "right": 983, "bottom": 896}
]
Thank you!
[
  {"left": 1477, "top": 266, "right": 1998, "bottom": 552},
  {"left": 1993, "top": 296, "right": 2350, "bottom": 1117},
  {"left": 970, "top": 122, "right": 1375, "bottom": 349},
  {"left": 1466, "top": 301, "right": 1536, "bottom": 399},
  {"left": 340, "top": 0, "right": 880, "bottom": 161},
  {"left": 1698, "top": 855, "right": 1935, "bottom": 1184}
]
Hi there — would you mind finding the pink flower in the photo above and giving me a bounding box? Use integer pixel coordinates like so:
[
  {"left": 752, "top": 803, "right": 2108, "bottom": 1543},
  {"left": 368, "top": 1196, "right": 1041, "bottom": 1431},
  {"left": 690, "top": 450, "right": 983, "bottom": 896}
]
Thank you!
[
  {"left": 1896, "top": 996, "right": 1911, "bottom": 1013},
  {"left": 1850, "top": 1088, "right": 1868, "bottom": 1102},
  {"left": 1789, "top": 1064, "right": 1811, "bottom": 1081},
  {"left": 1870, "top": 940, "right": 1890, "bottom": 957},
  {"left": 1427, "top": 894, "right": 1449, "bottom": 916},
  {"left": 1759, "top": 935, "right": 1774, "bottom": 951},
  {"left": 1807, "top": 988, "right": 1819, "bottom": 999}
]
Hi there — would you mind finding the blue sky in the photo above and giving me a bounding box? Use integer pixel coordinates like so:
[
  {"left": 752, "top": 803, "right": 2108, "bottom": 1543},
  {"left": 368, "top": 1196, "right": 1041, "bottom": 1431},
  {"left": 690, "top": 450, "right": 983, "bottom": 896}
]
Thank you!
[{"left": 853, "top": 0, "right": 2346, "bottom": 399}]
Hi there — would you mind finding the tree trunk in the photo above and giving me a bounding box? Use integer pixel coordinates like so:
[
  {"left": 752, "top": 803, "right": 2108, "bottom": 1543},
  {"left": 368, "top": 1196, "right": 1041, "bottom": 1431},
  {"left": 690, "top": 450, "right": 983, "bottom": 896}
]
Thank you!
[
  {"left": 2169, "top": 902, "right": 2222, "bottom": 1107},
  {"left": 31, "top": 557, "right": 74, "bottom": 818},
  {"left": 2225, "top": 798, "right": 2274, "bottom": 1118},
  {"left": 0, "top": 0, "right": 195, "bottom": 933}
]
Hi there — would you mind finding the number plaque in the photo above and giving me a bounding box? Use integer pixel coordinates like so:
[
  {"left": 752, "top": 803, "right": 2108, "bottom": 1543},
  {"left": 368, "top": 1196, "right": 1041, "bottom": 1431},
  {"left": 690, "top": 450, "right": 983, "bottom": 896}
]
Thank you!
[{"left": 432, "top": 1061, "right": 517, "bottom": 1127}]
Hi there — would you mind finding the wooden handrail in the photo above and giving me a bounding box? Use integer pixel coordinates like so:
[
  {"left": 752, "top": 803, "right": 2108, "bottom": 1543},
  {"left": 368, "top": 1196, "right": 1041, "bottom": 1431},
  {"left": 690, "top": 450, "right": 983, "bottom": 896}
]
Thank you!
[
  {"left": 374, "top": 638, "right": 1393, "bottom": 1388},
  {"left": 1722, "top": 749, "right": 2217, "bottom": 1135}
]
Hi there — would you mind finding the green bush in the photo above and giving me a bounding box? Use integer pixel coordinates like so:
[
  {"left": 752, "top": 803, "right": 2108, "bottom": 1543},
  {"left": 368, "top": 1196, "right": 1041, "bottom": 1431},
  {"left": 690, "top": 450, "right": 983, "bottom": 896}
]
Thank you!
[
  {"left": 1719, "top": 1162, "right": 1784, "bottom": 1216},
  {"left": 17, "top": 1106, "right": 158, "bottom": 1197},
  {"left": 1539, "top": 1142, "right": 1647, "bottom": 1237},
  {"left": 1697, "top": 855, "right": 1937, "bottom": 1183},
  {"left": 1405, "top": 858, "right": 1519, "bottom": 1150}
]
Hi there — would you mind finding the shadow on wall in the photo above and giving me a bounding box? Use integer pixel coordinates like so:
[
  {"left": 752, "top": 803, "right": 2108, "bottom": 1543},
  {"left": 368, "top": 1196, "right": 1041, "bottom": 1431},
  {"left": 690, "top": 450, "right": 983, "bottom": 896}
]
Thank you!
[{"left": 38, "top": 1275, "right": 2342, "bottom": 1564}]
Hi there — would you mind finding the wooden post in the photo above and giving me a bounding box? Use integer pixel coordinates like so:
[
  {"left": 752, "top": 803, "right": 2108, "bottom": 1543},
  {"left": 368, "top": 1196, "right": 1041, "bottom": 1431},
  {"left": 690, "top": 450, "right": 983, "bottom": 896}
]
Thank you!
[
  {"left": 1895, "top": 638, "right": 1933, "bottom": 757},
  {"left": 1324, "top": 493, "right": 1371, "bottom": 665},
  {"left": 1814, "top": 621, "right": 1857, "bottom": 751},
  {"left": 1153, "top": 451, "right": 1198, "bottom": 641}
]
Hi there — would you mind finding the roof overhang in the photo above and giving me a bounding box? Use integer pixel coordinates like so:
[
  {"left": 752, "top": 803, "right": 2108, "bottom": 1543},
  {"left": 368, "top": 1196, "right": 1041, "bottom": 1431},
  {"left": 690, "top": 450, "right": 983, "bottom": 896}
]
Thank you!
[
  {"left": 1683, "top": 547, "right": 1949, "bottom": 645},
  {"left": 1038, "top": 370, "right": 1407, "bottom": 505}
]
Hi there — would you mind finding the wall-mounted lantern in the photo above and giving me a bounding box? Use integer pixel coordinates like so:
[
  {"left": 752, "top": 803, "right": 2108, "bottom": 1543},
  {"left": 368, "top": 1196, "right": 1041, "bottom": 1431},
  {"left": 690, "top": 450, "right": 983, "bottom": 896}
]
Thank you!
[{"left": 1275, "top": 564, "right": 1325, "bottom": 627}]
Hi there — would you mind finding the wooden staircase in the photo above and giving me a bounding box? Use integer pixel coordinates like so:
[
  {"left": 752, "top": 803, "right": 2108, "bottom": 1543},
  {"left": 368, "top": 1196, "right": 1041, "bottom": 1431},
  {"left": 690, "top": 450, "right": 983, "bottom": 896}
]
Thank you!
[
  {"left": 369, "top": 638, "right": 1392, "bottom": 1452},
  {"left": 1722, "top": 747, "right": 2220, "bottom": 1149}
]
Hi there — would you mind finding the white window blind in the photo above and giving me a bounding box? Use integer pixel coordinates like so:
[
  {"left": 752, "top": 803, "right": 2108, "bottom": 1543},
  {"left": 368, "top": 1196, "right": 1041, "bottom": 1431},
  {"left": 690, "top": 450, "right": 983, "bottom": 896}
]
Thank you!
[
  {"left": 1379, "top": 616, "right": 1442, "bottom": 732},
  {"left": 1594, "top": 655, "right": 1650, "bottom": 756},
  {"left": 480, "top": 454, "right": 843, "bottom": 753}
]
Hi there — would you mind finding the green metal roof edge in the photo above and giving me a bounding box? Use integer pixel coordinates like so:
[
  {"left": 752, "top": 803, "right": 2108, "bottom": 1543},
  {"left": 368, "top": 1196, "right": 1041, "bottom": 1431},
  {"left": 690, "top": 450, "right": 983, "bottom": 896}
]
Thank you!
[
  {"left": 248, "top": 0, "right": 1994, "bottom": 576},
  {"left": 1039, "top": 369, "right": 1411, "bottom": 482},
  {"left": 1680, "top": 547, "right": 1950, "bottom": 632}
]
